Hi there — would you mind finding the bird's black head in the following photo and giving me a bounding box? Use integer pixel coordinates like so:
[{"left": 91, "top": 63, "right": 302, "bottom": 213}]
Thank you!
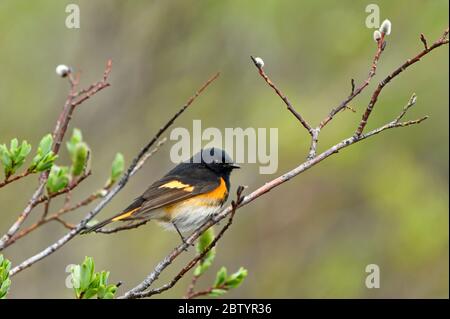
[{"left": 192, "top": 148, "right": 240, "bottom": 176}]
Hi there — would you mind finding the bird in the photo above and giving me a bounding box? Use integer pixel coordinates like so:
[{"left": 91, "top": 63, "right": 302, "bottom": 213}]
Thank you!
[{"left": 82, "top": 148, "right": 239, "bottom": 243}]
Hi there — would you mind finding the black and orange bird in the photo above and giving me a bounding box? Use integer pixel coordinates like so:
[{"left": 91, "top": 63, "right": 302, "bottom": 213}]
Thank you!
[{"left": 82, "top": 148, "right": 239, "bottom": 242}]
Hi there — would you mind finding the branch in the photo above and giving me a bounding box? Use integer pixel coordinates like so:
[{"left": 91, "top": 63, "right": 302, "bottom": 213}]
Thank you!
[
  {"left": 319, "top": 32, "right": 386, "bottom": 129},
  {"left": 0, "top": 170, "right": 33, "bottom": 188},
  {"left": 9, "top": 72, "right": 220, "bottom": 276},
  {"left": 250, "top": 56, "right": 313, "bottom": 135},
  {"left": 0, "top": 60, "right": 112, "bottom": 250},
  {"left": 355, "top": 28, "right": 448, "bottom": 136}
]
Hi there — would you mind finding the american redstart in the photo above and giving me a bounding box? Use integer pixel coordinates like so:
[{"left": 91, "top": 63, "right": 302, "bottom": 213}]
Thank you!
[{"left": 82, "top": 148, "right": 239, "bottom": 243}]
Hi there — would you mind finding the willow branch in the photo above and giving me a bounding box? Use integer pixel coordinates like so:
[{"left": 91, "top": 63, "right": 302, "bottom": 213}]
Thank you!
[
  {"left": 0, "top": 170, "right": 34, "bottom": 188},
  {"left": 355, "top": 28, "right": 448, "bottom": 136},
  {"left": 319, "top": 32, "right": 386, "bottom": 128},
  {"left": 250, "top": 56, "right": 313, "bottom": 135}
]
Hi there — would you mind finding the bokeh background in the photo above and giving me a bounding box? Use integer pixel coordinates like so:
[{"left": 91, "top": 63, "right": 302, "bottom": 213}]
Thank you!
[{"left": 0, "top": 0, "right": 448, "bottom": 298}]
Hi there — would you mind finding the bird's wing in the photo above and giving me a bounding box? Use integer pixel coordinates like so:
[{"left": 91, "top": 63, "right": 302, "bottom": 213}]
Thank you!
[{"left": 81, "top": 174, "right": 220, "bottom": 233}]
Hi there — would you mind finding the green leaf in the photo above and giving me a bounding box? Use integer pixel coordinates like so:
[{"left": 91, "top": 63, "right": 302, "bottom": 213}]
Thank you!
[
  {"left": 69, "top": 256, "right": 117, "bottom": 299},
  {"left": 70, "top": 265, "right": 81, "bottom": 290},
  {"left": 0, "top": 139, "right": 32, "bottom": 178},
  {"left": 66, "top": 128, "right": 83, "bottom": 157},
  {"left": 214, "top": 266, "right": 227, "bottom": 288},
  {"left": 82, "top": 288, "right": 98, "bottom": 299},
  {"left": 10, "top": 139, "right": 18, "bottom": 152},
  {"left": 224, "top": 267, "right": 248, "bottom": 289},
  {"left": 196, "top": 228, "right": 215, "bottom": 253},
  {"left": 19, "top": 141, "right": 32, "bottom": 158},
  {"left": 97, "top": 285, "right": 107, "bottom": 298},
  {"left": 46, "top": 165, "right": 70, "bottom": 193},
  {"left": 39, "top": 134, "right": 53, "bottom": 155},
  {"left": 103, "top": 292, "right": 115, "bottom": 299},
  {"left": 79, "top": 262, "right": 93, "bottom": 291},
  {"left": 29, "top": 134, "right": 57, "bottom": 173},
  {"left": 109, "top": 153, "right": 124, "bottom": 184},
  {"left": 71, "top": 142, "right": 89, "bottom": 176},
  {"left": 0, "top": 254, "right": 11, "bottom": 299},
  {"left": 209, "top": 288, "right": 227, "bottom": 297},
  {"left": 193, "top": 228, "right": 216, "bottom": 276}
]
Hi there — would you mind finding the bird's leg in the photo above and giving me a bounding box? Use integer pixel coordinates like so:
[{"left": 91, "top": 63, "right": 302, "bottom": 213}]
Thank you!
[{"left": 172, "top": 222, "right": 193, "bottom": 250}]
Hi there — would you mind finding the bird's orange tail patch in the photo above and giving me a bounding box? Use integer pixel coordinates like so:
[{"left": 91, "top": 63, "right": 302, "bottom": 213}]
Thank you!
[{"left": 111, "top": 207, "right": 140, "bottom": 221}]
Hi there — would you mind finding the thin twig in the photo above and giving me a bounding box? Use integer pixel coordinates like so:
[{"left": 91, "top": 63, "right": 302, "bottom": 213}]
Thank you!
[
  {"left": 41, "top": 197, "right": 51, "bottom": 220},
  {"left": 307, "top": 128, "right": 320, "bottom": 160},
  {"left": 131, "top": 137, "right": 167, "bottom": 175},
  {"left": 93, "top": 220, "right": 149, "bottom": 234},
  {"left": 250, "top": 56, "right": 313, "bottom": 135},
  {"left": 319, "top": 33, "right": 386, "bottom": 129},
  {"left": 0, "top": 170, "right": 34, "bottom": 188},
  {"left": 394, "top": 93, "right": 417, "bottom": 122},
  {"left": 32, "top": 171, "right": 91, "bottom": 209},
  {"left": 420, "top": 33, "right": 428, "bottom": 50},
  {"left": 9, "top": 72, "right": 220, "bottom": 276},
  {"left": 355, "top": 29, "right": 448, "bottom": 136}
]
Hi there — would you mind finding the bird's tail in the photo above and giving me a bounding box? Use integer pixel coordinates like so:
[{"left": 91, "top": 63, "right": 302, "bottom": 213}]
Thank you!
[{"left": 81, "top": 198, "right": 144, "bottom": 234}]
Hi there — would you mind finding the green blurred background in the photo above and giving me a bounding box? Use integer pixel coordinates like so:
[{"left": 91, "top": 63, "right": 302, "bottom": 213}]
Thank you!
[{"left": 0, "top": 0, "right": 448, "bottom": 298}]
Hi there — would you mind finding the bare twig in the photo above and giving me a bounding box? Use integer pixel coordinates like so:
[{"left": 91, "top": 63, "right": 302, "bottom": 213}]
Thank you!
[
  {"left": 307, "top": 128, "right": 320, "bottom": 160},
  {"left": 0, "top": 60, "right": 112, "bottom": 250},
  {"left": 394, "top": 93, "right": 417, "bottom": 122},
  {"left": 420, "top": 33, "right": 428, "bottom": 50},
  {"left": 319, "top": 33, "right": 386, "bottom": 129},
  {"left": 41, "top": 198, "right": 51, "bottom": 220},
  {"left": 355, "top": 29, "right": 448, "bottom": 136},
  {"left": 131, "top": 137, "right": 167, "bottom": 175},
  {"left": 93, "top": 220, "right": 150, "bottom": 234},
  {"left": 32, "top": 171, "right": 91, "bottom": 207},
  {"left": 250, "top": 56, "right": 313, "bottom": 135},
  {"left": 9, "top": 72, "right": 220, "bottom": 276},
  {"left": 0, "top": 170, "right": 34, "bottom": 188}
]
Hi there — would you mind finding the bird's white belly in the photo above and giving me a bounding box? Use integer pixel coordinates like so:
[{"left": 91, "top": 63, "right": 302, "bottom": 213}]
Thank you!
[{"left": 158, "top": 204, "right": 221, "bottom": 232}]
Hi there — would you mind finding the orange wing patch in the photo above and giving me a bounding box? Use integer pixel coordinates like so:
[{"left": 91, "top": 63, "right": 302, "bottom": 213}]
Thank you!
[
  {"left": 159, "top": 180, "right": 194, "bottom": 192},
  {"left": 111, "top": 207, "right": 141, "bottom": 221}
]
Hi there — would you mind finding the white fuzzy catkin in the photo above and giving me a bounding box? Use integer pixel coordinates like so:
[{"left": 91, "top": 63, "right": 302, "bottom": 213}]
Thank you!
[
  {"left": 55, "top": 64, "right": 71, "bottom": 77},
  {"left": 380, "top": 19, "right": 392, "bottom": 35},
  {"left": 253, "top": 57, "right": 265, "bottom": 68},
  {"left": 373, "top": 30, "right": 382, "bottom": 42}
]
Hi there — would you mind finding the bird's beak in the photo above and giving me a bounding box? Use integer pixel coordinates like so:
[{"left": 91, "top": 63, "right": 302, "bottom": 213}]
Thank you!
[{"left": 229, "top": 163, "right": 240, "bottom": 169}]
